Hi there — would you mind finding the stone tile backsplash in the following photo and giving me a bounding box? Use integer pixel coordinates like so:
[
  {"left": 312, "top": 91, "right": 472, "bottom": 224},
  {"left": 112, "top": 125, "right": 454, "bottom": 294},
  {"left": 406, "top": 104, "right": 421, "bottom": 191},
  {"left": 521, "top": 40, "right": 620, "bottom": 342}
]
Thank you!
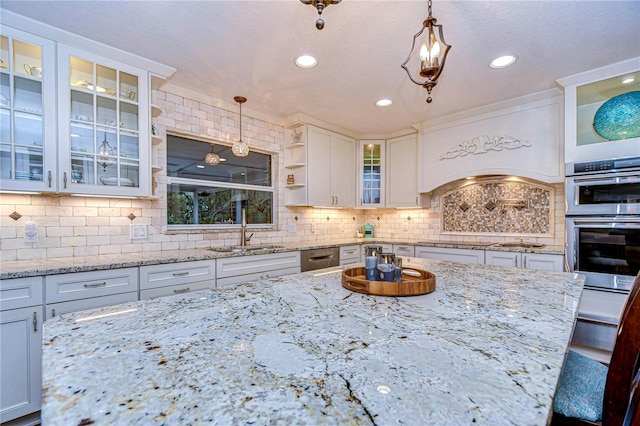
[
  {"left": 441, "top": 180, "right": 553, "bottom": 235},
  {"left": 0, "top": 87, "right": 565, "bottom": 262}
]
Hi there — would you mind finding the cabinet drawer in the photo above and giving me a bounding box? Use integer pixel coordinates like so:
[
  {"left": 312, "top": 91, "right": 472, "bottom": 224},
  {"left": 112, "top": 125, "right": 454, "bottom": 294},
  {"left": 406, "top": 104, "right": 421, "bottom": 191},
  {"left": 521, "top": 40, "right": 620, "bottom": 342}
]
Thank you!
[
  {"left": 415, "top": 247, "right": 485, "bottom": 264},
  {"left": 0, "top": 277, "right": 43, "bottom": 311},
  {"left": 140, "top": 281, "right": 214, "bottom": 300},
  {"left": 216, "top": 252, "right": 300, "bottom": 279},
  {"left": 45, "top": 268, "right": 138, "bottom": 303},
  {"left": 393, "top": 245, "right": 415, "bottom": 257},
  {"left": 45, "top": 292, "right": 137, "bottom": 320},
  {"left": 140, "top": 260, "right": 215, "bottom": 290},
  {"left": 217, "top": 266, "right": 300, "bottom": 288},
  {"left": 340, "top": 245, "right": 361, "bottom": 265}
]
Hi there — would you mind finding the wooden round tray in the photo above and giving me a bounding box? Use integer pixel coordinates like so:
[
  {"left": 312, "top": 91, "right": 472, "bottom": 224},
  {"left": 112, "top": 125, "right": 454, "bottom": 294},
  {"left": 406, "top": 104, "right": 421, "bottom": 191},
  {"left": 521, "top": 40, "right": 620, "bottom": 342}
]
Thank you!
[{"left": 342, "top": 267, "right": 436, "bottom": 297}]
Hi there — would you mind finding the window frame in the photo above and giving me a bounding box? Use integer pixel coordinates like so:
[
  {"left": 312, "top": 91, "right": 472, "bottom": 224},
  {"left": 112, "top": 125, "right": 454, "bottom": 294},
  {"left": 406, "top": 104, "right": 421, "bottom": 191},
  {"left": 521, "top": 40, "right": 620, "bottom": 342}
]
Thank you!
[{"left": 165, "top": 134, "right": 276, "bottom": 231}]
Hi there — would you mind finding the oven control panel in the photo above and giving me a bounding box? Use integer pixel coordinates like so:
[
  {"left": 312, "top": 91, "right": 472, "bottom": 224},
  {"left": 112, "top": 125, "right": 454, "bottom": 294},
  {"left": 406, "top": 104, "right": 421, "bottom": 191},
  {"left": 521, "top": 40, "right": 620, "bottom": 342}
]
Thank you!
[{"left": 567, "top": 156, "right": 640, "bottom": 175}]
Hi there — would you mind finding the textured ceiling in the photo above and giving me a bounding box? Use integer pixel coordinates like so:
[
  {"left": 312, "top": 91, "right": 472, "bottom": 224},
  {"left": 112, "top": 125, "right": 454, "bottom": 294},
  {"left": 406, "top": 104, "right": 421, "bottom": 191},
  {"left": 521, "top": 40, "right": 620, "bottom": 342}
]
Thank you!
[{"left": 2, "top": 0, "right": 639, "bottom": 137}]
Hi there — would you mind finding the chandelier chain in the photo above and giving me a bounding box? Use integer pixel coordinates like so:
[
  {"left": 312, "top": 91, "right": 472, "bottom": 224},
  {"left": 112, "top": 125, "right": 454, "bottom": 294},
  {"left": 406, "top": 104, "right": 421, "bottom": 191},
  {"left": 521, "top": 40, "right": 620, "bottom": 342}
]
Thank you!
[{"left": 428, "top": 0, "right": 432, "bottom": 16}]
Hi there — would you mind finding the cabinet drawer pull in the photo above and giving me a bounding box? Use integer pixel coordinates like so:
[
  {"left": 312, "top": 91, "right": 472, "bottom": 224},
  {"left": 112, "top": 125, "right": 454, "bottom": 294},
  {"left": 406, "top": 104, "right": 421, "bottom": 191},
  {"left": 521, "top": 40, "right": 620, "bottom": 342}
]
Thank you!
[
  {"left": 83, "top": 281, "right": 107, "bottom": 288},
  {"left": 515, "top": 257, "right": 518, "bottom": 267},
  {"left": 48, "top": 170, "right": 52, "bottom": 188},
  {"left": 345, "top": 250, "right": 355, "bottom": 254},
  {"left": 173, "top": 288, "right": 190, "bottom": 294},
  {"left": 51, "top": 308, "right": 56, "bottom": 317},
  {"left": 416, "top": 196, "right": 419, "bottom": 205},
  {"left": 33, "top": 311, "right": 38, "bottom": 332},
  {"left": 172, "top": 272, "right": 189, "bottom": 277},
  {"left": 523, "top": 255, "right": 527, "bottom": 268},
  {"left": 63, "top": 171, "right": 68, "bottom": 188}
]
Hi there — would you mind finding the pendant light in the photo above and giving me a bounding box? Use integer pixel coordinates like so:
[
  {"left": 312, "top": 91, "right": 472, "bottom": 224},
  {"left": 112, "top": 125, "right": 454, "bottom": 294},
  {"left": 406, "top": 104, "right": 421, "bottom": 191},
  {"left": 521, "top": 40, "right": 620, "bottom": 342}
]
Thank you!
[
  {"left": 97, "top": 131, "right": 115, "bottom": 171},
  {"left": 232, "top": 96, "right": 249, "bottom": 157},
  {"left": 204, "top": 144, "right": 220, "bottom": 166},
  {"left": 401, "top": 0, "right": 452, "bottom": 103},
  {"left": 300, "top": 0, "right": 341, "bottom": 30}
]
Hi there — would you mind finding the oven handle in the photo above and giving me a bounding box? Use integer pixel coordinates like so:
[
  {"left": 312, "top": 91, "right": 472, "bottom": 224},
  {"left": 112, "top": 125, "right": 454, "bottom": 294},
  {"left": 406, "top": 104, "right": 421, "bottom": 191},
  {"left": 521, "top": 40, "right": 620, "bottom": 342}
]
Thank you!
[
  {"left": 571, "top": 170, "right": 640, "bottom": 184},
  {"left": 568, "top": 217, "right": 640, "bottom": 225}
]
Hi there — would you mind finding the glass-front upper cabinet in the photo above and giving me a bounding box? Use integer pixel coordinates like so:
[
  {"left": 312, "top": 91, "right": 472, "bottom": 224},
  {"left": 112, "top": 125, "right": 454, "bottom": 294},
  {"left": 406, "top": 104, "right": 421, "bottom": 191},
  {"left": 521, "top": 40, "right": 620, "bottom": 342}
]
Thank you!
[
  {"left": 57, "top": 45, "right": 149, "bottom": 196},
  {"left": 0, "top": 26, "right": 56, "bottom": 192},
  {"left": 358, "top": 139, "right": 385, "bottom": 208}
]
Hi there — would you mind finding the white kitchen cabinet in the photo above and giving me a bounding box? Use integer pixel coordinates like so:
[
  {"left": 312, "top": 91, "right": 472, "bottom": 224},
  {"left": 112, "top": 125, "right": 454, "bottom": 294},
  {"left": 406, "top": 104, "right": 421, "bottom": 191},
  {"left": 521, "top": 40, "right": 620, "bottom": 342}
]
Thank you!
[
  {"left": 0, "top": 26, "right": 56, "bottom": 193},
  {"left": 415, "top": 246, "right": 485, "bottom": 264},
  {"left": 307, "top": 125, "right": 355, "bottom": 207},
  {"left": 393, "top": 244, "right": 415, "bottom": 258},
  {"left": 139, "top": 260, "right": 215, "bottom": 300},
  {"left": 44, "top": 267, "right": 138, "bottom": 319},
  {"left": 0, "top": 277, "right": 43, "bottom": 424},
  {"left": 386, "top": 134, "right": 429, "bottom": 208},
  {"left": 357, "top": 139, "right": 385, "bottom": 208},
  {"left": 557, "top": 57, "right": 640, "bottom": 163},
  {"left": 339, "top": 245, "right": 361, "bottom": 265},
  {"left": 216, "top": 252, "right": 301, "bottom": 288},
  {"left": 57, "top": 45, "right": 150, "bottom": 196},
  {"left": 485, "top": 251, "right": 564, "bottom": 272}
]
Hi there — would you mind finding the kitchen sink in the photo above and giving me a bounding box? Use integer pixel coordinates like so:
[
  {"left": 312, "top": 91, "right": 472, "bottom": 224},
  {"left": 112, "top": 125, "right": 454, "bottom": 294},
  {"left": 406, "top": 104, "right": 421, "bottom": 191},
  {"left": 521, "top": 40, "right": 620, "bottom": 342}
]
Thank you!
[
  {"left": 490, "top": 242, "right": 546, "bottom": 248},
  {"left": 208, "top": 245, "right": 284, "bottom": 253}
]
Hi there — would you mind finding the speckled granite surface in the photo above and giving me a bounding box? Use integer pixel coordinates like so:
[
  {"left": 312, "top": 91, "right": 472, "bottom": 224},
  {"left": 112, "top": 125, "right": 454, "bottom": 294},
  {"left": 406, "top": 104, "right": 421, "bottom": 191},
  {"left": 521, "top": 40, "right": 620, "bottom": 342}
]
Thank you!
[
  {"left": 0, "top": 240, "right": 564, "bottom": 279},
  {"left": 42, "top": 258, "right": 583, "bottom": 425}
]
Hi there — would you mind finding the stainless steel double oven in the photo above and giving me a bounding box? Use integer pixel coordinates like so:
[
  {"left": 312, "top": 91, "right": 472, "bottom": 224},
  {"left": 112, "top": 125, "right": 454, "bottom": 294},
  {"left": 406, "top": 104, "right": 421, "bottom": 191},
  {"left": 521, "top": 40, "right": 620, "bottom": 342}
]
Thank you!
[{"left": 565, "top": 156, "right": 640, "bottom": 357}]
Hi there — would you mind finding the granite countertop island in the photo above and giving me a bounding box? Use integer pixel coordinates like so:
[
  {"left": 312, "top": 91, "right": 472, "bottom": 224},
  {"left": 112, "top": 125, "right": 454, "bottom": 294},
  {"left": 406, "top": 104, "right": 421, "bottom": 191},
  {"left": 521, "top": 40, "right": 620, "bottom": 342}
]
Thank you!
[{"left": 42, "top": 258, "right": 583, "bottom": 425}]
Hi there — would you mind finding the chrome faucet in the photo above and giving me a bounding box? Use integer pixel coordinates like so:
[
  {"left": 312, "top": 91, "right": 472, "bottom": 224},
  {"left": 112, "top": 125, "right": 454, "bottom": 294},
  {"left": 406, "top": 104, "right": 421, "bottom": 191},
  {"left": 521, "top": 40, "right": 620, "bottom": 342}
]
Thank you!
[{"left": 240, "top": 208, "right": 253, "bottom": 247}]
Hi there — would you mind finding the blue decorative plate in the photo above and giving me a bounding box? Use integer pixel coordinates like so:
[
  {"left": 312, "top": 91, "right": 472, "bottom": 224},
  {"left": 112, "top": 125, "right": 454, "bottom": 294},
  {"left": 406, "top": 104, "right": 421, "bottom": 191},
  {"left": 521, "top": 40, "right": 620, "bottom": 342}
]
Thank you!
[{"left": 593, "top": 91, "right": 640, "bottom": 141}]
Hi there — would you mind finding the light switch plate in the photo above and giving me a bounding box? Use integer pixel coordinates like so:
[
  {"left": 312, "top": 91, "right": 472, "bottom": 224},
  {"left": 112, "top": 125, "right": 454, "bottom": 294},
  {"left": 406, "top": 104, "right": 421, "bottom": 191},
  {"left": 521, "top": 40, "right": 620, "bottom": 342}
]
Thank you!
[
  {"left": 130, "top": 224, "right": 148, "bottom": 240},
  {"left": 287, "top": 223, "right": 296, "bottom": 233}
]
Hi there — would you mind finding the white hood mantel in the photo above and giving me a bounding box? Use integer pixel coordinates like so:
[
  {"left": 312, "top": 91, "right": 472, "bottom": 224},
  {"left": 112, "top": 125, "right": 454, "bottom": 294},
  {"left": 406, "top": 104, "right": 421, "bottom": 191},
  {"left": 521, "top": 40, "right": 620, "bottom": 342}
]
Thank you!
[{"left": 418, "top": 93, "right": 564, "bottom": 193}]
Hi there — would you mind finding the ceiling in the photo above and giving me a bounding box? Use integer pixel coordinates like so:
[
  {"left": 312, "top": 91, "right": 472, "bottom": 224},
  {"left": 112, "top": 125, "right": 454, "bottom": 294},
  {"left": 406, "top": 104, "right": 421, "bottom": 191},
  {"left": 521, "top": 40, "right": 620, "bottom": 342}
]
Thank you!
[{"left": 2, "top": 0, "right": 639, "bottom": 137}]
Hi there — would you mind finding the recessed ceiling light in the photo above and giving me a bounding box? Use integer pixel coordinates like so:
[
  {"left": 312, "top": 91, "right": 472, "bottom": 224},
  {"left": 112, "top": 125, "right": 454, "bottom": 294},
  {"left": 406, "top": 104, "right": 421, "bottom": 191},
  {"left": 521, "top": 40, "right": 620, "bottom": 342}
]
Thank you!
[
  {"left": 295, "top": 55, "right": 317, "bottom": 68},
  {"left": 622, "top": 75, "right": 636, "bottom": 84},
  {"left": 375, "top": 99, "right": 393, "bottom": 107},
  {"left": 490, "top": 55, "right": 518, "bottom": 69}
]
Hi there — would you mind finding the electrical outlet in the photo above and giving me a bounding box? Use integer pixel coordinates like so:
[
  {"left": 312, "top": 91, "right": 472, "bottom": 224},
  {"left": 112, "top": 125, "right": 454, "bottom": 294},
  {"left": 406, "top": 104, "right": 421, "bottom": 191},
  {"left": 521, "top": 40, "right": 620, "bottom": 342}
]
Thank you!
[
  {"left": 288, "top": 223, "right": 296, "bottom": 233},
  {"left": 403, "top": 221, "right": 409, "bottom": 232},
  {"left": 311, "top": 222, "right": 316, "bottom": 233},
  {"left": 130, "top": 224, "right": 148, "bottom": 240},
  {"left": 24, "top": 221, "right": 38, "bottom": 243}
]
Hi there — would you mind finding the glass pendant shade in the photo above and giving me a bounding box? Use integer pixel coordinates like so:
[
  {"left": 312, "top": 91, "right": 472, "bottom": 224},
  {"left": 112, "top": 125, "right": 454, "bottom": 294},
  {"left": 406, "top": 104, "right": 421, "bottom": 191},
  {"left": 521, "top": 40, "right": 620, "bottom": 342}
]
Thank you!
[
  {"left": 401, "top": 0, "right": 451, "bottom": 103},
  {"left": 232, "top": 140, "right": 249, "bottom": 157},
  {"left": 97, "top": 132, "right": 115, "bottom": 170},
  {"left": 205, "top": 151, "right": 220, "bottom": 165},
  {"left": 233, "top": 96, "right": 249, "bottom": 157},
  {"left": 593, "top": 91, "right": 640, "bottom": 141}
]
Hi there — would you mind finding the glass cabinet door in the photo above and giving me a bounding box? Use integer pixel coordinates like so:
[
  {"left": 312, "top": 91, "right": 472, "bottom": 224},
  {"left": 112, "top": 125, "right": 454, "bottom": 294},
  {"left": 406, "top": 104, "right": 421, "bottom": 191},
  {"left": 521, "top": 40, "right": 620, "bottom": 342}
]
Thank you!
[
  {"left": 359, "top": 140, "right": 385, "bottom": 207},
  {"left": 58, "top": 45, "right": 149, "bottom": 196},
  {"left": 0, "top": 27, "right": 56, "bottom": 192}
]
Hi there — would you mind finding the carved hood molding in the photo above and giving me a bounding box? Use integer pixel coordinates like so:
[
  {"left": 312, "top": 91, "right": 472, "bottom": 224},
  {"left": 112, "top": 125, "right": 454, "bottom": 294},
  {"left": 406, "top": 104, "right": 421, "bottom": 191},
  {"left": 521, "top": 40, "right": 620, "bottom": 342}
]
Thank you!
[{"left": 439, "top": 134, "right": 532, "bottom": 161}]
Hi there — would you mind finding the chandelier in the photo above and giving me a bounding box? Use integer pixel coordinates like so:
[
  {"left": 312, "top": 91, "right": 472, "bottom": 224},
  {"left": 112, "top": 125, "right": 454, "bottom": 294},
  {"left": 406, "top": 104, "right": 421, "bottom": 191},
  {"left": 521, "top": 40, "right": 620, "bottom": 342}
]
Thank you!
[
  {"left": 401, "top": 0, "right": 452, "bottom": 103},
  {"left": 300, "top": 0, "right": 341, "bottom": 30},
  {"left": 232, "top": 96, "right": 249, "bottom": 157}
]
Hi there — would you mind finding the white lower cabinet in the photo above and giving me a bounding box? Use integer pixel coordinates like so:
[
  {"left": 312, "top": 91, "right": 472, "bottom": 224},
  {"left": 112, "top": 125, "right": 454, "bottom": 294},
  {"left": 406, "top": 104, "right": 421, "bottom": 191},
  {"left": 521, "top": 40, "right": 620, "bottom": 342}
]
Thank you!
[
  {"left": 485, "top": 251, "right": 564, "bottom": 272},
  {"left": 340, "top": 245, "right": 361, "bottom": 266},
  {"left": 0, "top": 277, "right": 43, "bottom": 424},
  {"left": 139, "top": 260, "right": 215, "bottom": 300},
  {"left": 415, "top": 246, "right": 485, "bottom": 264},
  {"left": 44, "top": 268, "right": 138, "bottom": 319},
  {"left": 216, "top": 252, "right": 301, "bottom": 288}
]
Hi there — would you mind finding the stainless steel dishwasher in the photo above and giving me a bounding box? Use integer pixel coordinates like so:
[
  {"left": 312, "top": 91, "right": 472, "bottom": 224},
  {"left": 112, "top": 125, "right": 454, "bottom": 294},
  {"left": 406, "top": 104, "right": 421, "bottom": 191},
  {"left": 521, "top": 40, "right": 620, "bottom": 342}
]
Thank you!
[{"left": 300, "top": 247, "right": 340, "bottom": 272}]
